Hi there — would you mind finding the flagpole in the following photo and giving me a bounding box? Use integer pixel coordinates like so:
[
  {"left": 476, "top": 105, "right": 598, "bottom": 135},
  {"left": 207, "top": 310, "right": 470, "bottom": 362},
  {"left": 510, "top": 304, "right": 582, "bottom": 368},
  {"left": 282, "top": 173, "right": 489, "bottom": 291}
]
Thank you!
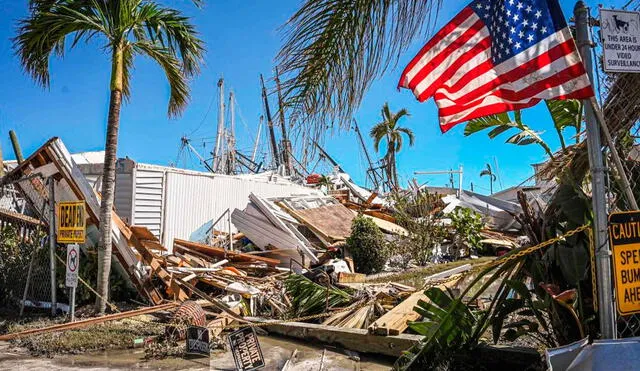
[{"left": 574, "top": 0, "right": 616, "bottom": 339}]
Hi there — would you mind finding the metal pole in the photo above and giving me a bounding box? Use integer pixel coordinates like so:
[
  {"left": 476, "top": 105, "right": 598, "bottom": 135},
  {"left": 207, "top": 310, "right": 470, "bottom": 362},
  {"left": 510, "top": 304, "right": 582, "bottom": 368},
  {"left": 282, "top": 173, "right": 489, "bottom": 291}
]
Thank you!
[
  {"left": 459, "top": 165, "right": 463, "bottom": 197},
  {"left": 227, "top": 209, "right": 232, "bottom": 252},
  {"left": 229, "top": 91, "right": 236, "bottom": 174},
  {"left": 70, "top": 285, "right": 76, "bottom": 322},
  {"left": 575, "top": 0, "right": 616, "bottom": 339},
  {"left": 213, "top": 78, "right": 225, "bottom": 172},
  {"left": 252, "top": 116, "right": 263, "bottom": 163},
  {"left": 48, "top": 178, "right": 57, "bottom": 316}
]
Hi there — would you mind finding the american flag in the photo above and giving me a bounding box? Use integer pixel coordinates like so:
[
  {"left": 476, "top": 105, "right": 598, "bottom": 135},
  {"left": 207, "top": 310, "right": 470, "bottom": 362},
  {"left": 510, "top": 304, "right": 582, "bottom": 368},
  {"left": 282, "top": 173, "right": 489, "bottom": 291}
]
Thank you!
[{"left": 398, "top": 0, "right": 594, "bottom": 133}]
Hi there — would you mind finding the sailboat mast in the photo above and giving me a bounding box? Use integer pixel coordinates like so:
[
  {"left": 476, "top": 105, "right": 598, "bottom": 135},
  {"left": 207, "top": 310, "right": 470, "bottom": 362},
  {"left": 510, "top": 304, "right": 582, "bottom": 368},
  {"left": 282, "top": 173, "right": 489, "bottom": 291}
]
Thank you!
[
  {"left": 229, "top": 91, "right": 236, "bottom": 174},
  {"left": 274, "top": 67, "right": 291, "bottom": 175},
  {"left": 260, "top": 74, "right": 280, "bottom": 169},
  {"left": 212, "top": 78, "right": 225, "bottom": 172}
]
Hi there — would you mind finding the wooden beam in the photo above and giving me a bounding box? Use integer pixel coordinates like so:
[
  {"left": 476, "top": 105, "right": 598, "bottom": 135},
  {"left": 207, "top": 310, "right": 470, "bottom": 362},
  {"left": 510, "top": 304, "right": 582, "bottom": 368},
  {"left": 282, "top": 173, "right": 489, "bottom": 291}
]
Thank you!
[
  {"left": 249, "top": 319, "right": 422, "bottom": 357},
  {"left": 174, "top": 238, "right": 280, "bottom": 267},
  {"left": 0, "top": 303, "right": 178, "bottom": 341},
  {"left": 368, "top": 276, "right": 461, "bottom": 336}
]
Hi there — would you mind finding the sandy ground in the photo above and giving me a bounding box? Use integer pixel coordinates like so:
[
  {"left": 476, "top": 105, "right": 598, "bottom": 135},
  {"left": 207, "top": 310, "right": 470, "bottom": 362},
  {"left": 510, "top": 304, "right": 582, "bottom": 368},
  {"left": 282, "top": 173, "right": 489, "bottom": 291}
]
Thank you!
[{"left": 0, "top": 334, "right": 393, "bottom": 370}]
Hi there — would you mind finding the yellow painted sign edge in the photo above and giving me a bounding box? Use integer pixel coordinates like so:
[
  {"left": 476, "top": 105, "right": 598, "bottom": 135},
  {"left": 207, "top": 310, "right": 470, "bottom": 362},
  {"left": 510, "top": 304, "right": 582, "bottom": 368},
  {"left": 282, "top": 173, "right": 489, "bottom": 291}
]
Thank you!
[{"left": 608, "top": 210, "right": 640, "bottom": 316}]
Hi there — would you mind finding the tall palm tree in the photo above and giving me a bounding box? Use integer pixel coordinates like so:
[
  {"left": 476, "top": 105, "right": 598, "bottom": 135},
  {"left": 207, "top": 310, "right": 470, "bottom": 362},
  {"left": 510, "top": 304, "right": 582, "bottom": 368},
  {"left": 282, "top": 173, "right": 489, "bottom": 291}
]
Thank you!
[
  {"left": 479, "top": 164, "right": 497, "bottom": 195},
  {"left": 14, "top": 0, "right": 204, "bottom": 313},
  {"left": 370, "top": 103, "right": 414, "bottom": 189}
]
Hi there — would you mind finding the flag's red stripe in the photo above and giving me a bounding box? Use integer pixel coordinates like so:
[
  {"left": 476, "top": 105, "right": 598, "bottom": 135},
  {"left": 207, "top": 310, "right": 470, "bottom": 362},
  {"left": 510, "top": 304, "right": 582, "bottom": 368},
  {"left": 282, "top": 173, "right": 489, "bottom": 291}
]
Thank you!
[
  {"left": 398, "top": 6, "right": 474, "bottom": 88},
  {"left": 425, "top": 59, "right": 495, "bottom": 101},
  {"left": 414, "top": 34, "right": 491, "bottom": 101},
  {"left": 438, "top": 85, "right": 593, "bottom": 133},
  {"left": 438, "top": 63, "right": 588, "bottom": 117},
  {"left": 434, "top": 38, "right": 579, "bottom": 105},
  {"left": 405, "top": 19, "right": 486, "bottom": 92}
]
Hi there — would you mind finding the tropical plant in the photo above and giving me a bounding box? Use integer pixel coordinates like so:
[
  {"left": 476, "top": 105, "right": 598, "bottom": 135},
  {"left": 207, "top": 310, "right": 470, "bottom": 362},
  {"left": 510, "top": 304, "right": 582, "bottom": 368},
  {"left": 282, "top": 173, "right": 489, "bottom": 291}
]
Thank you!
[
  {"left": 370, "top": 103, "right": 414, "bottom": 188},
  {"left": 276, "top": 0, "right": 442, "bottom": 136},
  {"left": 346, "top": 215, "right": 389, "bottom": 274},
  {"left": 464, "top": 100, "right": 583, "bottom": 160},
  {"left": 450, "top": 208, "right": 484, "bottom": 257},
  {"left": 390, "top": 190, "right": 445, "bottom": 267},
  {"left": 284, "top": 274, "right": 352, "bottom": 317},
  {"left": 479, "top": 163, "right": 497, "bottom": 195},
  {"left": 14, "top": 0, "right": 205, "bottom": 313}
]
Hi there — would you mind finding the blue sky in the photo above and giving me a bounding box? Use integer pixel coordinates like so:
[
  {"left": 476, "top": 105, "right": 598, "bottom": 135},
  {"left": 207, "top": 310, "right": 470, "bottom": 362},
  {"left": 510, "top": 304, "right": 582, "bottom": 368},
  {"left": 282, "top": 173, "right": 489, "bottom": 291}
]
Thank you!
[{"left": 0, "top": 0, "right": 628, "bottom": 195}]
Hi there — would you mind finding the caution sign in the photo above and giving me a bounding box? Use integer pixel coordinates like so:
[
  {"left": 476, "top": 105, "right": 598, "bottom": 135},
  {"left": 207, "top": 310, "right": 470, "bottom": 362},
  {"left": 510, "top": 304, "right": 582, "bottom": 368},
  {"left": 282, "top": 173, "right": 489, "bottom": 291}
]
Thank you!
[
  {"left": 600, "top": 9, "right": 640, "bottom": 73},
  {"left": 57, "top": 201, "right": 86, "bottom": 243},
  {"left": 65, "top": 244, "right": 80, "bottom": 288},
  {"left": 228, "top": 327, "right": 265, "bottom": 371},
  {"left": 609, "top": 211, "right": 640, "bottom": 315}
]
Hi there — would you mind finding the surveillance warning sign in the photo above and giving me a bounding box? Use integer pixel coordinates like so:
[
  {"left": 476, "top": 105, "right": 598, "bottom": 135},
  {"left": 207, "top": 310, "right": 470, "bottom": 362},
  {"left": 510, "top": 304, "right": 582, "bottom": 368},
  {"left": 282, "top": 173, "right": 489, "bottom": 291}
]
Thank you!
[{"left": 601, "top": 9, "right": 640, "bottom": 73}]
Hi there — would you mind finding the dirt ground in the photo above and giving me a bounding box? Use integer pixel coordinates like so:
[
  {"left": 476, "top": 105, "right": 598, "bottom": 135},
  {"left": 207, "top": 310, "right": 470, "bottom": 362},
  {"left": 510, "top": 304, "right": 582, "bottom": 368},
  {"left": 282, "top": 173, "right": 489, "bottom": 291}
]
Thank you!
[{"left": 0, "top": 334, "right": 393, "bottom": 370}]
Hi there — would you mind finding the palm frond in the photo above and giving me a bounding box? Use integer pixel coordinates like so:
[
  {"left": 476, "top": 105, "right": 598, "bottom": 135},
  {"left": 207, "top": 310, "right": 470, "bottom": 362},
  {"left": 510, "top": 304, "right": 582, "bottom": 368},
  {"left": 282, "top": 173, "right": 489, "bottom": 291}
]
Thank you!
[
  {"left": 13, "top": 0, "right": 107, "bottom": 87},
  {"left": 132, "top": 2, "right": 205, "bottom": 77},
  {"left": 397, "top": 127, "right": 415, "bottom": 146},
  {"left": 466, "top": 111, "right": 554, "bottom": 158},
  {"left": 133, "top": 41, "right": 189, "bottom": 117},
  {"left": 276, "top": 0, "right": 442, "bottom": 137},
  {"left": 545, "top": 99, "right": 582, "bottom": 148},
  {"left": 370, "top": 122, "right": 389, "bottom": 153}
]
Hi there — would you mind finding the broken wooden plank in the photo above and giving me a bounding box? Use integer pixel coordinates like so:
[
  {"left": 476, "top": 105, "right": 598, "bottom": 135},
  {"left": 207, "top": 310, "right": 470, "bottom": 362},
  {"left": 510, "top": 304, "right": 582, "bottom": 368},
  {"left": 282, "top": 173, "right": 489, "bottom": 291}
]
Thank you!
[
  {"left": 338, "top": 272, "right": 365, "bottom": 284},
  {"left": 174, "top": 238, "right": 280, "bottom": 266},
  {"left": 424, "top": 264, "right": 472, "bottom": 283},
  {"left": 0, "top": 303, "right": 178, "bottom": 341},
  {"left": 368, "top": 276, "right": 462, "bottom": 336},
  {"left": 248, "top": 319, "right": 422, "bottom": 357}
]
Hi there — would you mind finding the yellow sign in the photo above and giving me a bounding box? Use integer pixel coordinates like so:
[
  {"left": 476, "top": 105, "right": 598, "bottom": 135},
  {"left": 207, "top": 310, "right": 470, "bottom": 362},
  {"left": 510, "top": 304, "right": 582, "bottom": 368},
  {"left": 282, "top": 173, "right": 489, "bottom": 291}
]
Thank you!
[
  {"left": 57, "top": 201, "right": 86, "bottom": 244},
  {"left": 609, "top": 211, "right": 640, "bottom": 315}
]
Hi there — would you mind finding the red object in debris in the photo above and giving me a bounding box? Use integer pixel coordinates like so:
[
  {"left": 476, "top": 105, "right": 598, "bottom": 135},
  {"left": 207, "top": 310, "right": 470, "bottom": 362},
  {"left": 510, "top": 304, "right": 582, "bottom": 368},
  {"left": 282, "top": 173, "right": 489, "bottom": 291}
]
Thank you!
[{"left": 307, "top": 173, "right": 322, "bottom": 184}]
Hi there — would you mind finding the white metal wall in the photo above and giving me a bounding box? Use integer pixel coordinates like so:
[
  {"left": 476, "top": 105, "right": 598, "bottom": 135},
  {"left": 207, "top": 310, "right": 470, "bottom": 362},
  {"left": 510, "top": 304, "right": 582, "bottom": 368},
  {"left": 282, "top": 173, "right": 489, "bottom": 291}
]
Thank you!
[
  {"left": 158, "top": 169, "right": 321, "bottom": 249},
  {"left": 132, "top": 167, "right": 165, "bottom": 238}
]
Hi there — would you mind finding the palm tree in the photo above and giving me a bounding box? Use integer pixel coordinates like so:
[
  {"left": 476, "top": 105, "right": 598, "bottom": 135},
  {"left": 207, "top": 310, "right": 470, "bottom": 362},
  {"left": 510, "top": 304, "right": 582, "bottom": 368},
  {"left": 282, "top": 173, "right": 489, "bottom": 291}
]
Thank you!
[
  {"left": 14, "top": 0, "right": 204, "bottom": 313},
  {"left": 479, "top": 164, "right": 497, "bottom": 195},
  {"left": 276, "top": 1, "right": 442, "bottom": 134},
  {"left": 370, "top": 103, "right": 414, "bottom": 189}
]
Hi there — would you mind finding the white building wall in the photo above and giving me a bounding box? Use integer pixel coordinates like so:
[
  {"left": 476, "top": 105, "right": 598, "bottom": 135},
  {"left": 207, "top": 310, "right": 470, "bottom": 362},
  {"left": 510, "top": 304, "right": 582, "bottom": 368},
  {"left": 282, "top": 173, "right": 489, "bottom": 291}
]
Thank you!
[{"left": 128, "top": 163, "right": 320, "bottom": 250}]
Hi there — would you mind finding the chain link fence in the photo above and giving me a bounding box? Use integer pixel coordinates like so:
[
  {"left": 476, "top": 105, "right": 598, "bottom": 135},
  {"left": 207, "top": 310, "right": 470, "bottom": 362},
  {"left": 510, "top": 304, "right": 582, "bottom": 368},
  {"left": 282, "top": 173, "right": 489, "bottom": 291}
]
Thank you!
[{"left": 593, "top": 0, "right": 640, "bottom": 338}]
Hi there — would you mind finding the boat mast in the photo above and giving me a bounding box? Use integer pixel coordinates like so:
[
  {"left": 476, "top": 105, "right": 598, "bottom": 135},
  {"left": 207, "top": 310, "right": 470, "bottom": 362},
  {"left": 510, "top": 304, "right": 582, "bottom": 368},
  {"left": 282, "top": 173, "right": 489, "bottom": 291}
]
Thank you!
[
  {"left": 274, "top": 67, "right": 292, "bottom": 175},
  {"left": 252, "top": 115, "right": 263, "bottom": 163},
  {"left": 212, "top": 78, "right": 225, "bottom": 172},
  {"left": 260, "top": 74, "right": 281, "bottom": 169}
]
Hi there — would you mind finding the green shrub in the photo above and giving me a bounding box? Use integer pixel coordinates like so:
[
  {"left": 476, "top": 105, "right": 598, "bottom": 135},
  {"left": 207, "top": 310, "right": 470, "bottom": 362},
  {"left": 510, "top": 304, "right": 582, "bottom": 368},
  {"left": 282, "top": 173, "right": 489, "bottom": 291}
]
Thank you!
[
  {"left": 450, "top": 208, "right": 484, "bottom": 256},
  {"left": 346, "top": 215, "right": 388, "bottom": 274}
]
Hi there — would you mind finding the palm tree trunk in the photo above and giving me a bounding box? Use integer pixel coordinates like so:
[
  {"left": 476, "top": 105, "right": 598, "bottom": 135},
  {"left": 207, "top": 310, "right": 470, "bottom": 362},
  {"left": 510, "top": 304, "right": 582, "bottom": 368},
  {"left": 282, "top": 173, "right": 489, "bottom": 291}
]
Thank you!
[{"left": 96, "top": 45, "right": 124, "bottom": 313}]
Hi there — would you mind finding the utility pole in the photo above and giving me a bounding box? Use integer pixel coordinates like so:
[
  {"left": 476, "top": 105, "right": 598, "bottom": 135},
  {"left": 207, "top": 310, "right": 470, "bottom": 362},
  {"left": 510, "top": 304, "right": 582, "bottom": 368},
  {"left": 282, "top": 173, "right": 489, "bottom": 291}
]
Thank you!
[
  {"left": 353, "top": 119, "right": 381, "bottom": 190},
  {"left": 414, "top": 167, "right": 464, "bottom": 197},
  {"left": 275, "top": 67, "right": 292, "bottom": 175},
  {"left": 575, "top": 1, "right": 615, "bottom": 338},
  {"left": 229, "top": 91, "right": 236, "bottom": 174},
  {"left": 260, "top": 74, "right": 280, "bottom": 169},
  {"left": 9, "top": 130, "right": 24, "bottom": 164},
  {"left": 212, "top": 78, "right": 225, "bottom": 172}
]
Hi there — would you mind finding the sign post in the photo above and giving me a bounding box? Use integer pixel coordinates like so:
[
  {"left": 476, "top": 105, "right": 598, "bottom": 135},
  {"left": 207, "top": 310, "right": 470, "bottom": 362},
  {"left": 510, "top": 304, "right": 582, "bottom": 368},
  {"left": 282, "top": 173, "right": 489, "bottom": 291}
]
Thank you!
[
  {"left": 57, "top": 201, "right": 85, "bottom": 322},
  {"left": 609, "top": 211, "right": 640, "bottom": 316},
  {"left": 65, "top": 244, "right": 80, "bottom": 321},
  {"left": 600, "top": 8, "right": 640, "bottom": 73}
]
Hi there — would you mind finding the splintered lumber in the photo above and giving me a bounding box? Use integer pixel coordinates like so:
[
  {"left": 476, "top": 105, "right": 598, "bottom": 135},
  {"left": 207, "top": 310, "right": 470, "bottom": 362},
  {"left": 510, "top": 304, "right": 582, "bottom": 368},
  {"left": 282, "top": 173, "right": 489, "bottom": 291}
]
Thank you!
[
  {"left": 174, "top": 238, "right": 280, "bottom": 267},
  {"left": 0, "top": 302, "right": 178, "bottom": 341},
  {"left": 338, "top": 272, "right": 366, "bottom": 283},
  {"left": 424, "top": 264, "right": 472, "bottom": 282},
  {"left": 368, "top": 276, "right": 462, "bottom": 336},
  {"left": 249, "top": 319, "right": 422, "bottom": 357}
]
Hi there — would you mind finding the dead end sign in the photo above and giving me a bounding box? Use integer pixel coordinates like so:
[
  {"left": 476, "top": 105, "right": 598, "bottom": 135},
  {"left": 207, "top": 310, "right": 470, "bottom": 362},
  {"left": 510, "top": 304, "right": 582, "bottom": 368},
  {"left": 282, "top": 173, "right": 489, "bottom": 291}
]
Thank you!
[{"left": 609, "top": 211, "right": 640, "bottom": 315}]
